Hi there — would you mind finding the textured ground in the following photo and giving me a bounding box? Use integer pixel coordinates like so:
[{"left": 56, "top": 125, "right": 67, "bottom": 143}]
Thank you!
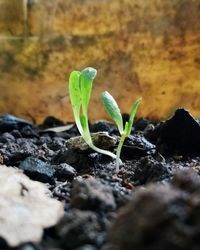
[{"left": 0, "top": 109, "right": 199, "bottom": 250}]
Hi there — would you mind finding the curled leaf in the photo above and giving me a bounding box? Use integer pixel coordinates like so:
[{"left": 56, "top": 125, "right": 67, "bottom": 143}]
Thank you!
[
  {"left": 81, "top": 67, "right": 97, "bottom": 80},
  {"left": 102, "top": 91, "right": 123, "bottom": 135},
  {"left": 80, "top": 67, "right": 97, "bottom": 114}
]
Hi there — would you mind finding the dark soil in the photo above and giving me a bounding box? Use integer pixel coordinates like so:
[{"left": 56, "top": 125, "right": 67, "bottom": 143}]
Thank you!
[{"left": 0, "top": 109, "right": 200, "bottom": 250}]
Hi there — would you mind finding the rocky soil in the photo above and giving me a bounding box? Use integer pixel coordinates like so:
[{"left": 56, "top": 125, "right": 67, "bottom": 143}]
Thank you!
[{"left": 0, "top": 108, "right": 199, "bottom": 250}]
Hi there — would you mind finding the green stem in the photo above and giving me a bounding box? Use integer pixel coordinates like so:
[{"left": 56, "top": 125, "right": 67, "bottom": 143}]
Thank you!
[
  {"left": 75, "top": 118, "right": 83, "bottom": 135},
  {"left": 83, "top": 130, "right": 117, "bottom": 160},
  {"left": 116, "top": 134, "right": 126, "bottom": 172},
  {"left": 88, "top": 142, "right": 117, "bottom": 160},
  {"left": 73, "top": 109, "right": 83, "bottom": 135}
]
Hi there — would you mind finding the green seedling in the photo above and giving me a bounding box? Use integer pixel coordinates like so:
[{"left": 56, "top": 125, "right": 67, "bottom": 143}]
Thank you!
[
  {"left": 69, "top": 67, "right": 117, "bottom": 160},
  {"left": 102, "top": 91, "right": 141, "bottom": 172}
]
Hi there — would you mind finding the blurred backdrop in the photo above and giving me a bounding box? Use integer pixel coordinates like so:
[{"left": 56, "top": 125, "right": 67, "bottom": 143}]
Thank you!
[{"left": 0, "top": 0, "right": 200, "bottom": 123}]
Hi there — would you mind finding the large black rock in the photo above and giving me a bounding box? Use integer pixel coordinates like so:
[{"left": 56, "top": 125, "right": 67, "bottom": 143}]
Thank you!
[{"left": 152, "top": 109, "right": 200, "bottom": 155}]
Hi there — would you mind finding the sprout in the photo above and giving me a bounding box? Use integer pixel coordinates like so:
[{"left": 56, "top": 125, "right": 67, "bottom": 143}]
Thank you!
[
  {"left": 68, "top": 67, "right": 141, "bottom": 172},
  {"left": 102, "top": 91, "right": 141, "bottom": 172},
  {"left": 69, "top": 67, "right": 117, "bottom": 160}
]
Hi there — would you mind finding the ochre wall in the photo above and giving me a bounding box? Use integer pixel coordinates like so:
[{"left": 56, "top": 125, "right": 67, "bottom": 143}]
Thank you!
[{"left": 0, "top": 0, "right": 200, "bottom": 123}]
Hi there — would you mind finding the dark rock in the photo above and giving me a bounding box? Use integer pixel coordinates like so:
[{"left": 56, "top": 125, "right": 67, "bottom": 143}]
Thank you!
[
  {"left": 52, "top": 149, "right": 80, "bottom": 165},
  {"left": 71, "top": 176, "right": 116, "bottom": 211},
  {"left": 19, "top": 157, "right": 55, "bottom": 183},
  {"left": 122, "top": 134, "right": 155, "bottom": 158},
  {"left": 20, "top": 126, "right": 39, "bottom": 138},
  {"left": 57, "top": 209, "right": 103, "bottom": 249},
  {"left": 54, "top": 163, "right": 77, "bottom": 181},
  {"left": 0, "top": 133, "right": 15, "bottom": 143},
  {"left": 90, "top": 121, "right": 112, "bottom": 133},
  {"left": 0, "top": 139, "right": 38, "bottom": 166},
  {"left": 41, "top": 116, "right": 65, "bottom": 129},
  {"left": 53, "top": 148, "right": 99, "bottom": 175},
  {"left": 16, "top": 139, "right": 38, "bottom": 154},
  {"left": 10, "top": 130, "right": 22, "bottom": 138},
  {"left": 0, "top": 114, "right": 33, "bottom": 132},
  {"left": 37, "top": 136, "right": 52, "bottom": 145},
  {"left": 47, "top": 137, "right": 66, "bottom": 151},
  {"left": 133, "top": 156, "right": 172, "bottom": 185},
  {"left": 37, "top": 143, "right": 55, "bottom": 160},
  {"left": 153, "top": 109, "right": 200, "bottom": 155},
  {"left": 108, "top": 168, "right": 200, "bottom": 250},
  {"left": 134, "top": 118, "right": 150, "bottom": 131},
  {"left": 0, "top": 142, "right": 19, "bottom": 163}
]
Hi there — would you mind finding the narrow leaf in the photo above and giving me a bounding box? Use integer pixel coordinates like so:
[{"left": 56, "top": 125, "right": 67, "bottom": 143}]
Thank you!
[
  {"left": 69, "top": 71, "right": 81, "bottom": 114},
  {"left": 80, "top": 67, "right": 97, "bottom": 114},
  {"left": 126, "top": 98, "right": 142, "bottom": 136},
  {"left": 101, "top": 91, "right": 123, "bottom": 134},
  {"left": 68, "top": 70, "right": 82, "bottom": 134}
]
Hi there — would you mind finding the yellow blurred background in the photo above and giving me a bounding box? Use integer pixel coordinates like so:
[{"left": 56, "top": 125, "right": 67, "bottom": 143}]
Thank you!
[{"left": 0, "top": 0, "right": 200, "bottom": 123}]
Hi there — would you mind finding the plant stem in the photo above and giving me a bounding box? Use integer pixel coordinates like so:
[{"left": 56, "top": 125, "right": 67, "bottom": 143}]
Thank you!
[
  {"left": 88, "top": 143, "right": 117, "bottom": 160},
  {"left": 116, "top": 134, "right": 126, "bottom": 172},
  {"left": 82, "top": 122, "right": 117, "bottom": 161}
]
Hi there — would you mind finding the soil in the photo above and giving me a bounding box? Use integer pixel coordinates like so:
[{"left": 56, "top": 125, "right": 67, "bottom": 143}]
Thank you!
[{"left": 0, "top": 109, "right": 199, "bottom": 250}]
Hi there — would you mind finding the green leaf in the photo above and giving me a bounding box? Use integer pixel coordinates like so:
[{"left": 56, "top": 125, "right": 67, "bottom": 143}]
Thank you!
[
  {"left": 126, "top": 97, "right": 142, "bottom": 136},
  {"left": 101, "top": 91, "right": 123, "bottom": 134},
  {"left": 69, "top": 70, "right": 83, "bottom": 134},
  {"left": 81, "top": 67, "right": 97, "bottom": 80},
  {"left": 80, "top": 67, "right": 97, "bottom": 115},
  {"left": 69, "top": 70, "right": 81, "bottom": 115}
]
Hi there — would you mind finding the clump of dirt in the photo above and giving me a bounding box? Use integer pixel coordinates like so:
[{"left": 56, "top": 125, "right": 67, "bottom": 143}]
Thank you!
[{"left": 108, "top": 168, "right": 200, "bottom": 250}]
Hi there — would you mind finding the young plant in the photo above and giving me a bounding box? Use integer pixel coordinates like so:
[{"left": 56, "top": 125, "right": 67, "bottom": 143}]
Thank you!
[
  {"left": 69, "top": 67, "right": 117, "bottom": 160},
  {"left": 102, "top": 91, "right": 141, "bottom": 172}
]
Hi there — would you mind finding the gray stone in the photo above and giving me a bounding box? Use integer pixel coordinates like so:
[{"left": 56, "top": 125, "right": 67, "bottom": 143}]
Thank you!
[
  {"left": 19, "top": 156, "right": 55, "bottom": 183},
  {"left": 66, "top": 132, "right": 117, "bottom": 151}
]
